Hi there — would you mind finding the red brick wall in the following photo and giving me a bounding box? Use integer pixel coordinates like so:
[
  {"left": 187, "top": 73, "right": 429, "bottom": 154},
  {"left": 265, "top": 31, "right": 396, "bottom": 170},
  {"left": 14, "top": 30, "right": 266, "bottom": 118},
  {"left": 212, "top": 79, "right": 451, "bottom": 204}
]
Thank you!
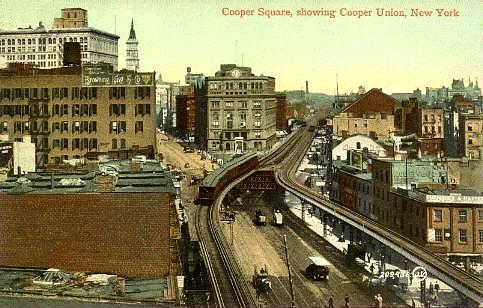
[
  {"left": 0, "top": 192, "right": 172, "bottom": 278},
  {"left": 276, "top": 94, "right": 288, "bottom": 130},
  {"left": 343, "top": 88, "right": 395, "bottom": 116}
]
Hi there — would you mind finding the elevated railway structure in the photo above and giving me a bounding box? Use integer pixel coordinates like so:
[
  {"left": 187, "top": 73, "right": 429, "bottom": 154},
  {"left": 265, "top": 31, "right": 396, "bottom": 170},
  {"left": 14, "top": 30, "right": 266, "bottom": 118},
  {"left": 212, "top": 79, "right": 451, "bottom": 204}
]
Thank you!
[
  {"left": 195, "top": 128, "right": 304, "bottom": 307},
  {"left": 275, "top": 129, "right": 483, "bottom": 305},
  {"left": 196, "top": 122, "right": 482, "bottom": 305}
]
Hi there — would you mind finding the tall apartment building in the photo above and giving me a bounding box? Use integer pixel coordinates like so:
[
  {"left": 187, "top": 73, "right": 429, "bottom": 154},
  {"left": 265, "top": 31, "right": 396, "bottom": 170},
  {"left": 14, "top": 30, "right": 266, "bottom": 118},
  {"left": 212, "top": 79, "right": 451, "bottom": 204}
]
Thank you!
[
  {"left": 459, "top": 114, "right": 483, "bottom": 160},
  {"left": 0, "top": 63, "right": 156, "bottom": 167},
  {"left": 0, "top": 8, "right": 118, "bottom": 70},
  {"left": 418, "top": 107, "right": 444, "bottom": 138},
  {"left": 275, "top": 93, "right": 288, "bottom": 131},
  {"left": 197, "top": 64, "right": 277, "bottom": 155},
  {"left": 176, "top": 86, "right": 195, "bottom": 138}
]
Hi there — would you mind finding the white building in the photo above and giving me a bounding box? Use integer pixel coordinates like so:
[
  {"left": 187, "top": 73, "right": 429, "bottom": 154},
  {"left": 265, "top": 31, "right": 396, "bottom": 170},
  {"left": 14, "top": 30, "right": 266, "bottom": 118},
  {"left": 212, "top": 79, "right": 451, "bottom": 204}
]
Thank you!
[
  {"left": 125, "top": 20, "right": 139, "bottom": 71},
  {"left": 0, "top": 135, "right": 36, "bottom": 179},
  {"left": 332, "top": 135, "right": 387, "bottom": 161},
  {"left": 0, "top": 8, "right": 118, "bottom": 70}
]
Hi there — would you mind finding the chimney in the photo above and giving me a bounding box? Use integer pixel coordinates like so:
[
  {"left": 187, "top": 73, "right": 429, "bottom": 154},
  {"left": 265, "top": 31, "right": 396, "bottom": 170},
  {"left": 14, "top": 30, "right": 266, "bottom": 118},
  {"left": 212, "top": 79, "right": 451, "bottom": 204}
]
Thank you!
[{"left": 95, "top": 174, "right": 116, "bottom": 192}]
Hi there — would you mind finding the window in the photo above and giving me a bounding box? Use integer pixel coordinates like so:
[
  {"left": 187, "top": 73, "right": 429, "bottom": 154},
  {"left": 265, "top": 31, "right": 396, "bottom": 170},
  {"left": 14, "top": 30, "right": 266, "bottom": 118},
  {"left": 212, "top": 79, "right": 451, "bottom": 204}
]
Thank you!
[
  {"left": 225, "top": 101, "right": 233, "bottom": 108},
  {"left": 434, "top": 209, "right": 443, "bottom": 222},
  {"left": 468, "top": 139, "right": 473, "bottom": 145},
  {"left": 459, "top": 210, "right": 467, "bottom": 223},
  {"left": 479, "top": 230, "right": 483, "bottom": 243},
  {"left": 434, "top": 229, "right": 442, "bottom": 242},
  {"left": 112, "top": 139, "right": 117, "bottom": 149},
  {"left": 468, "top": 126, "right": 472, "bottom": 131},
  {"left": 253, "top": 100, "right": 261, "bottom": 108},
  {"left": 211, "top": 101, "right": 220, "bottom": 109},
  {"left": 479, "top": 210, "right": 483, "bottom": 221},
  {"left": 135, "top": 121, "right": 144, "bottom": 133},
  {"left": 459, "top": 229, "right": 467, "bottom": 243},
  {"left": 120, "top": 138, "right": 126, "bottom": 149},
  {"left": 356, "top": 142, "right": 361, "bottom": 149}
]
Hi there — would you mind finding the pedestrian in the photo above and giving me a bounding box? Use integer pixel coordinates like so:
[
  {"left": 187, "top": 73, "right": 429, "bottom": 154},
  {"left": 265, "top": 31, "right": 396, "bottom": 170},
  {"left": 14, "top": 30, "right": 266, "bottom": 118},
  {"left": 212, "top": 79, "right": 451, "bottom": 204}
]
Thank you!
[
  {"left": 344, "top": 294, "right": 350, "bottom": 307},
  {"left": 376, "top": 293, "right": 383, "bottom": 308},
  {"left": 326, "top": 295, "right": 334, "bottom": 308},
  {"left": 372, "top": 295, "right": 379, "bottom": 308},
  {"left": 434, "top": 281, "right": 440, "bottom": 294},
  {"left": 412, "top": 298, "right": 416, "bottom": 308},
  {"left": 369, "top": 263, "right": 375, "bottom": 275}
]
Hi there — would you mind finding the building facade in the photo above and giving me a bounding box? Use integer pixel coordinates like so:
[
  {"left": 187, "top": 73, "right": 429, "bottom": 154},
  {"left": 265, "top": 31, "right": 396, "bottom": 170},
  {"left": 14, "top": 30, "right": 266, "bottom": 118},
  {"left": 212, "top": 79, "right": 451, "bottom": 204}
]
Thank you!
[
  {"left": 276, "top": 93, "right": 288, "bottom": 131},
  {"left": 418, "top": 107, "right": 444, "bottom": 139},
  {"left": 332, "top": 88, "right": 397, "bottom": 140},
  {"left": 0, "top": 63, "right": 156, "bottom": 167},
  {"left": 175, "top": 86, "right": 195, "bottom": 138},
  {"left": 0, "top": 135, "right": 36, "bottom": 178},
  {"left": 459, "top": 114, "right": 483, "bottom": 160},
  {"left": 0, "top": 8, "right": 118, "bottom": 70},
  {"left": 332, "top": 135, "right": 387, "bottom": 161},
  {"left": 199, "top": 64, "right": 277, "bottom": 154},
  {"left": 0, "top": 160, "right": 182, "bottom": 278},
  {"left": 125, "top": 20, "right": 139, "bottom": 71},
  {"left": 391, "top": 188, "right": 483, "bottom": 256}
]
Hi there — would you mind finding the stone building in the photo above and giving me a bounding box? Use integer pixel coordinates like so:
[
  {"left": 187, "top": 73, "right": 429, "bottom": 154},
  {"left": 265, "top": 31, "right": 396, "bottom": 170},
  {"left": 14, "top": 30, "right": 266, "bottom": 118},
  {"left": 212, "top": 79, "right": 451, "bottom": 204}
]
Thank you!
[
  {"left": 332, "top": 88, "right": 397, "bottom": 140},
  {"left": 0, "top": 8, "right": 118, "bottom": 70},
  {"left": 459, "top": 113, "right": 483, "bottom": 160},
  {"left": 196, "top": 64, "right": 277, "bottom": 155},
  {"left": 0, "top": 63, "right": 156, "bottom": 167}
]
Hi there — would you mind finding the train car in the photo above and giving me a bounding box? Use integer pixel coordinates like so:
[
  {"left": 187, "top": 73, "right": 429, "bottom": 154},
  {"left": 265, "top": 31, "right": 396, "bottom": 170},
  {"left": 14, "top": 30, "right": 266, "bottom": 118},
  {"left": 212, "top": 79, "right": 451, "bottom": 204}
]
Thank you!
[{"left": 197, "top": 153, "right": 259, "bottom": 205}]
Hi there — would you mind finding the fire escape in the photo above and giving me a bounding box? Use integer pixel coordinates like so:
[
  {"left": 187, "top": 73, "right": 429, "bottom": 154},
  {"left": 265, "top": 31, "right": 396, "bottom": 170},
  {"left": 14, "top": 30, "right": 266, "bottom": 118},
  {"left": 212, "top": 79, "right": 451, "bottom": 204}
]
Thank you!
[{"left": 29, "top": 97, "right": 50, "bottom": 167}]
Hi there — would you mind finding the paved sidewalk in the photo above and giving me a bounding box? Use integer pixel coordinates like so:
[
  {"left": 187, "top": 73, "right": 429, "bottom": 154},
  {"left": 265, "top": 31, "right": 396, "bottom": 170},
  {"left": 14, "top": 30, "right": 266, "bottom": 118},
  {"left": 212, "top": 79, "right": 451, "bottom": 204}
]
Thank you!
[{"left": 285, "top": 191, "right": 465, "bottom": 307}]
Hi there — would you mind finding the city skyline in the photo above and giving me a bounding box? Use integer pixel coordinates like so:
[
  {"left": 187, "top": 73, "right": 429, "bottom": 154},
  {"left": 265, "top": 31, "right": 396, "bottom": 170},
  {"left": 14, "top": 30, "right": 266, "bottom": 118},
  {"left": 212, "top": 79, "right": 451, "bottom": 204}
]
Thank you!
[{"left": 0, "top": 0, "right": 481, "bottom": 94}]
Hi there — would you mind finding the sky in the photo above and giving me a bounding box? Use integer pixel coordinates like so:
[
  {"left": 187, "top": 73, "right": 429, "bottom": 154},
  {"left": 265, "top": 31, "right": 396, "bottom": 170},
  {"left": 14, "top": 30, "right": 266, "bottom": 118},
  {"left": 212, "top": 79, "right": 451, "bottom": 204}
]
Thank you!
[{"left": 0, "top": 0, "right": 481, "bottom": 94}]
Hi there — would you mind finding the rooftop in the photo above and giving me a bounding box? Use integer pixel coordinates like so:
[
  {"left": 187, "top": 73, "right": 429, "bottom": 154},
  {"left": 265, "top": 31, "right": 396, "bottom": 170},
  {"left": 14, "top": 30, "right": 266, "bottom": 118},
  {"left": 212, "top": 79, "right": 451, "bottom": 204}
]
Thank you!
[{"left": 0, "top": 159, "right": 176, "bottom": 195}]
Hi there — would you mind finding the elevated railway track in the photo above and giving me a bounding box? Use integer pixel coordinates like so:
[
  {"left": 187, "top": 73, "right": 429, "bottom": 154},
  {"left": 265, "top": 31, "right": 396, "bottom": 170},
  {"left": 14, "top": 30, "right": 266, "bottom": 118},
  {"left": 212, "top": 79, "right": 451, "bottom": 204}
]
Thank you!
[
  {"left": 276, "top": 129, "right": 483, "bottom": 304},
  {"left": 195, "top": 128, "right": 305, "bottom": 307}
]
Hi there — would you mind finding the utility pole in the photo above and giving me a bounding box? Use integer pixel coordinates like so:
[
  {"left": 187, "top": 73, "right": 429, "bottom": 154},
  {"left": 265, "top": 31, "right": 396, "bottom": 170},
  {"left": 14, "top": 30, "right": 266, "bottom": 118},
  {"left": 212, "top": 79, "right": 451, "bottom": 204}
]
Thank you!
[{"left": 283, "top": 235, "right": 296, "bottom": 308}]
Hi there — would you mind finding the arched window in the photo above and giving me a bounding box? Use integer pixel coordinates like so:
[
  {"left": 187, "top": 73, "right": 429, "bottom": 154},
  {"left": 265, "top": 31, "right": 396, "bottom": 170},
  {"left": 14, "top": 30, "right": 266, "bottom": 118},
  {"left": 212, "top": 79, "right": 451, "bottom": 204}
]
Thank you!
[{"left": 356, "top": 142, "right": 361, "bottom": 149}]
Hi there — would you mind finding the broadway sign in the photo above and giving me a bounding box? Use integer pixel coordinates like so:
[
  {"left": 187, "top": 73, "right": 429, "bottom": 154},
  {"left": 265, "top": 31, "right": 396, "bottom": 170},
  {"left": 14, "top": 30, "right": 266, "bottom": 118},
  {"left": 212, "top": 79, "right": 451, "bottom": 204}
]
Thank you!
[{"left": 82, "top": 65, "right": 154, "bottom": 87}]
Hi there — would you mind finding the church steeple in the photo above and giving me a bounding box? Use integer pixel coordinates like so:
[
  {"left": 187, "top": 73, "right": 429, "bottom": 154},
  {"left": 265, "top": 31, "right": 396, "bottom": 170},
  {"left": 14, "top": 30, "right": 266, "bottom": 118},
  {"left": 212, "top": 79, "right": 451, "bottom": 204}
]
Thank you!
[
  {"left": 129, "top": 19, "right": 136, "bottom": 40},
  {"left": 126, "top": 19, "right": 139, "bottom": 71}
]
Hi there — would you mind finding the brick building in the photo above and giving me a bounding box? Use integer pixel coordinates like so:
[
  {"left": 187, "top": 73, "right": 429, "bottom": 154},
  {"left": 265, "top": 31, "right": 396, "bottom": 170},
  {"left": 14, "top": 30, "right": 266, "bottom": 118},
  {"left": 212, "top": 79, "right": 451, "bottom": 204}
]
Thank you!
[
  {"left": 0, "top": 63, "right": 156, "bottom": 167},
  {"left": 332, "top": 88, "right": 397, "bottom": 140},
  {"left": 276, "top": 93, "right": 287, "bottom": 131},
  {"left": 391, "top": 188, "right": 483, "bottom": 256},
  {"left": 175, "top": 85, "right": 195, "bottom": 138},
  {"left": 0, "top": 160, "right": 182, "bottom": 278}
]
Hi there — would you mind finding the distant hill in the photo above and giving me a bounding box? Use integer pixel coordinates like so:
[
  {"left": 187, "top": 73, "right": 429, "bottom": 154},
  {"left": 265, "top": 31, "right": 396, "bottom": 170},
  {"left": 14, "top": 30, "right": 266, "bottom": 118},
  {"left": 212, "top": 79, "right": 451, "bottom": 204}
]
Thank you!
[{"left": 281, "top": 90, "right": 333, "bottom": 106}]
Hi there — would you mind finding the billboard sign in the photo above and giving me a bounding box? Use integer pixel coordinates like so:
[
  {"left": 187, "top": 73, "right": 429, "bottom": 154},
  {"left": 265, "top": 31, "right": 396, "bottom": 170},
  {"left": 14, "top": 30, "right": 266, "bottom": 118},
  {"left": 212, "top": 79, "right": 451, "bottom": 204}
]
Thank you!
[{"left": 82, "top": 65, "right": 154, "bottom": 87}]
